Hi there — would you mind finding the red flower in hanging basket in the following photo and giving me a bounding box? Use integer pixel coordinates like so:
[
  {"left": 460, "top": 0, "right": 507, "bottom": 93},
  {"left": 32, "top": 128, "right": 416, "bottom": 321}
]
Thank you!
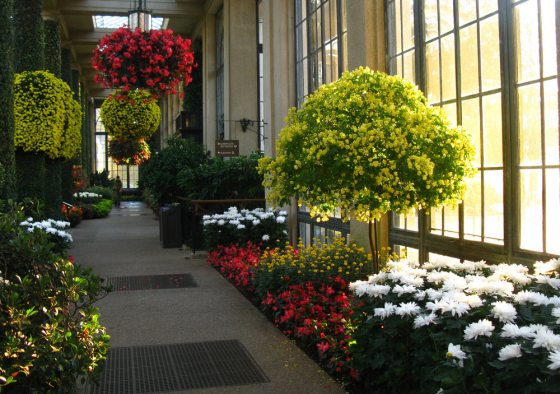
[
  {"left": 92, "top": 27, "right": 195, "bottom": 98},
  {"left": 108, "top": 138, "right": 151, "bottom": 166}
]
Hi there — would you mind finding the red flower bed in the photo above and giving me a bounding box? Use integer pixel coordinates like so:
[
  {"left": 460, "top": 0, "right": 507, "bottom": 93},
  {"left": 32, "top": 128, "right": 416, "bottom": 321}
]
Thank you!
[
  {"left": 208, "top": 242, "right": 261, "bottom": 293},
  {"left": 261, "top": 276, "right": 358, "bottom": 380},
  {"left": 92, "top": 27, "right": 195, "bottom": 97}
]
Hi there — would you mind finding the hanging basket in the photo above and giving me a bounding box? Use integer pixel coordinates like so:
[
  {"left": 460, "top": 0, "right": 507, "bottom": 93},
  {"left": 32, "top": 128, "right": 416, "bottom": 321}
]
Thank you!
[
  {"left": 92, "top": 27, "right": 195, "bottom": 98},
  {"left": 108, "top": 138, "right": 151, "bottom": 166},
  {"left": 100, "top": 89, "right": 160, "bottom": 141}
]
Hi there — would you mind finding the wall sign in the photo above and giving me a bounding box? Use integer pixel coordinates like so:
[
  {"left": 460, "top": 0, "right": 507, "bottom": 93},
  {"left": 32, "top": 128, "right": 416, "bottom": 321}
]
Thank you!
[{"left": 215, "top": 140, "right": 239, "bottom": 157}]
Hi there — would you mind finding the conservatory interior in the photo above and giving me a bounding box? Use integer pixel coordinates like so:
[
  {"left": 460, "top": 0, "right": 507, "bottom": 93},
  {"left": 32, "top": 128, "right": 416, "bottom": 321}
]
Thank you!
[{"left": 0, "top": 0, "right": 559, "bottom": 393}]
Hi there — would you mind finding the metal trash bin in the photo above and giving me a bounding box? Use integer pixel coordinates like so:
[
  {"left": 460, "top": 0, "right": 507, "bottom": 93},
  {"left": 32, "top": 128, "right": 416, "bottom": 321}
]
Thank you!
[{"left": 159, "top": 203, "right": 183, "bottom": 248}]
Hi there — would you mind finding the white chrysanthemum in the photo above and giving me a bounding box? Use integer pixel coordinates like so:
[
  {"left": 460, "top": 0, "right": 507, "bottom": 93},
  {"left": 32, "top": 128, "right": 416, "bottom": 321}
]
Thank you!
[
  {"left": 534, "top": 259, "right": 560, "bottom": 276},
  {"left": 514, "top": 290, "right": 549, "bottom": 306},
  {"left": 349, "top": 280, "right": 369, "bottom": 296},
  {"left": 276, "top": 215, "right": 286, "bottom": 223},
  {"left": 489, "top": 269, "right": 530, "bottom": 285},
  {"left": 374, "top": 302, "right": 397, "bottom": 320},
  {"left": 425, "top": 288, "right": 444, "bottom": 301},
  {"left": 413, "top": 313, "right": 438, "bottom": 328},
  {"left": 414, "top": 290, "right": 427, "bottom": 301},
  {"left": 464, "top": 319, "right": 495, "bottom": 341},
  {"left": 552, "top": 308, "right": 560, "bottom": 324},
  {"left": 367, "top": 272, "right": 388, "bottom": 284},
  {"left": 218, "top": 219, "right": 225, "bottom": 226},
  {"left": 252, "top": 219, "right": 261, "bottom": 226},
  {"left": 202, "top": 215, "right": 211, "bottom": 220},
  {"left": 395, "top": 302, "right": 421, "bottom": 317},
  {"left": 532, "top": 327, "right": 560, "bottom": 351},
  {"left": 467, "top": 277, "right": 514, "bottom": 297},
  {"left": 365, "top": 284, "right": 392, "bottom": 298},
  {"left": 426, "top": 271, "right": 454, "bottom": 284},
  {"left": 548, "top": 350, "right": 560, "bottom": 370},
  {"left": 446, "top": 343, "right": 467, "bottom": 364},
  {"left": 237, "top": 224, "right": 246, "bottom": 230},
  {"left": 491, "top": 301, "right": 517, "bottom": 323},
  {"left": 549, "top": 296, "right": 560, "bottom": 307},
  {"left": 392, "top": 284, "right": 417, "bottom": 296},
  {"left": 442, "top": 275, "right": 468, "bottom": 291},
  {"left": 279, "top": 210, "right": 288, "bottom": 216},
  {"left": 444, "top": 300, "right": 470, "bottom": 317},
  {"left": 498, "top": 344, "right": 522, "bottom": 361},
  {"left": 262, "top": 234, "right": 270, "bottom": 241}
]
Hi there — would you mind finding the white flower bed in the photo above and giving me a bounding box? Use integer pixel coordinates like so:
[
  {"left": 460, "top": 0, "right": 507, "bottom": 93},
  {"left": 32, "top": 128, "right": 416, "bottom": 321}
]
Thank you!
[
  {"left": 20, "top": 217, "right": 73, "bottom": 243},
  {"left": 349, "top": 256, "right": 560, "bottom": 391}
]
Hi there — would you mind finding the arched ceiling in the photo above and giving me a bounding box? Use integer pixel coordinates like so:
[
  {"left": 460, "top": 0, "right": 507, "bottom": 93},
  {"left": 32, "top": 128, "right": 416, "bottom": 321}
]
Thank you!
[{"left": 42, "top": 0, "right": 205, "bottom": 98}]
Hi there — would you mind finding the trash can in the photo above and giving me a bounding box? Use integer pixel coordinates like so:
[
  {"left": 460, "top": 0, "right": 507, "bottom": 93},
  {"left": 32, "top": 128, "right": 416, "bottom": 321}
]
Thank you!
[{"left": 159, "top": 204, "right": 183, "bottom": 248}]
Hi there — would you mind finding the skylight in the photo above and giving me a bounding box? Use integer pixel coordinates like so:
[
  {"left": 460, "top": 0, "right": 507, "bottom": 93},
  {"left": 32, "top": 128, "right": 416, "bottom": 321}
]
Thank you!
[{"left": 93, "top": 15, "right": 167, "bottom": 30}]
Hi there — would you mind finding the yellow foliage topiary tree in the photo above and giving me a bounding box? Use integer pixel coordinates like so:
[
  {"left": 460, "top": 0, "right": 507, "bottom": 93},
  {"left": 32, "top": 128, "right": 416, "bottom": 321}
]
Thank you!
[{"left": 14, "top": 70, "right": 82, "bottom": 160}]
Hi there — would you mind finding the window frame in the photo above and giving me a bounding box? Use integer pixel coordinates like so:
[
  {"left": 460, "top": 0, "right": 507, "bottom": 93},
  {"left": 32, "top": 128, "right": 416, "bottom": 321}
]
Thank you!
[{"left": 386, "top": 0, "right": 560, "bottom": 264}]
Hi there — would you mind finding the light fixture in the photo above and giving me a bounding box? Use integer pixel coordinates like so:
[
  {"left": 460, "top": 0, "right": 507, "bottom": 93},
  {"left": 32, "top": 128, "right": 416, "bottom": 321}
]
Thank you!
[{"left": 128, "top": 0, "right": 152, "bottom": 31}]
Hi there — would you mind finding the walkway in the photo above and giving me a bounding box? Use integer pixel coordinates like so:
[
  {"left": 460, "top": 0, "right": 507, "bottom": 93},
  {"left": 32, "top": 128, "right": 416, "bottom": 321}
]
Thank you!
[{"left": 71, "top": 201, "right": 344, "bottom": 394}]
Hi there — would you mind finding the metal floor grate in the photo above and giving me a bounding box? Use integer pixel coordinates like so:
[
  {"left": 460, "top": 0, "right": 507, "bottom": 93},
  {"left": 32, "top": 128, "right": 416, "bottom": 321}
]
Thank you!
[
  {"left": 105, "top": 274, "right": 198, "bottom": 291},
  {"left": 86, "top": 340, "right": 269, "bottom": 393}
]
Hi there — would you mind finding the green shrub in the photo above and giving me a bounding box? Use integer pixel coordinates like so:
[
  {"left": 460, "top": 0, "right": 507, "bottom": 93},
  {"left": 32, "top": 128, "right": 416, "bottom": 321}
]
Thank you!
[
  {"left": 89, "top": 169, "right": 112, "bottom": 187},
  {"left": 139, "top": 137, "right": 208, "bottom": 205},
  {"left": 93, "top": 199, "right": 112, "bottom": 218},
  {"left": 178, "top": 153, "right": 264, "bottom": 200},
  {"left": 84, "top": 185, "right": 113, "bottom": 200},
  {"left": 0, "top": 202, "right": 109, "bottom": 391}
]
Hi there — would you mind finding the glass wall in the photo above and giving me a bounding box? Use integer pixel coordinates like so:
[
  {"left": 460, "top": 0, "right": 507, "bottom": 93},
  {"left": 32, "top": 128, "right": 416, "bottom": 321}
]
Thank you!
[
  {"left": 216, "top": 8, "right": 225, "bottom": 139},
  {"left": 387, "top": 0, "right": 559, "bottom": 262},
  {"left": 295, "top": 0, "right": 348, "bottom": 244}
]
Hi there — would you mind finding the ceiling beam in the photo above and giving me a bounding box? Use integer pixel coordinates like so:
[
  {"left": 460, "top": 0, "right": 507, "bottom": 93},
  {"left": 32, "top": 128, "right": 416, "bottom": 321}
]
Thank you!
[{"left": 47, "top": 1, "right": 204, "bottom": 18}]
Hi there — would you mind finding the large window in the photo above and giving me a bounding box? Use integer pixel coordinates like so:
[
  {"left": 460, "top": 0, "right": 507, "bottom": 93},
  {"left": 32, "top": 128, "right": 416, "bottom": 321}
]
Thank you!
[
  {"left": 387, "top": 0, "right": 559, "bottom": 263},
  {"left": 94, "top": 107, "right": 139, "bottom": 189},
  {"left": 295, "top": 0, "right": 348, "bottom": 244}
]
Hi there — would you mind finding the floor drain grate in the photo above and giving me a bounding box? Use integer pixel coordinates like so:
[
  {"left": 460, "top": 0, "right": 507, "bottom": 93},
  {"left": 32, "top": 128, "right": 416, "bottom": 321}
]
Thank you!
[
  {"left": 105, "top": 274, "right": 198, "bottom": 291},
  {"left": 86, "top": 340, "right": 269, "bottom": 393}
]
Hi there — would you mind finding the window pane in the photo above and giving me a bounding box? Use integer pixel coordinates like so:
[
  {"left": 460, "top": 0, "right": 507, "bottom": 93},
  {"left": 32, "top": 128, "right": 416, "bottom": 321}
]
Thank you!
[
  {"left": 459, "top": 0, "right": 477, "bottom": 26},
  {"left": 544, "top": 79, "right": 559, "bottom": 165},
  {"left": 402, "top": 0, "right": 415, "bottom": 50},
  {"left": 395, "top": 0, "right": 402, "bottom": 53},
  {"left": 439, "top": 0, "right": 454, "bottom": 35},
  {"left": 426, "top": 40, "right": 441, "bottom": 102},
  {"left": 464, "top": 172, "right": 482, "bottom": 241},
  {"left": 480, "top": 15, "right": 501, "bottom": 92},
  {"left": 541, "top": 0, "right": 557, "bottom": 78},
  {"left": 443, "top": 205, "right": 460, "bottom": 238},
  {"left": 441, "top": 34, "right": 456, "bottom": 101},
  {"left": 518, "top": 83, "right": 542, "bottom": 166},
  {"left": 484, "top": 170, "right": 504, "bottom": 244},
  {"left": 460, "top": 23, "right": 479, "bottom": 96},
  {"left": 479, "top": 0, "right": 498, "bottom": 17},
  {"left": 425, "top": 0, "right": 439, "bottom": 41},
  {"left": 520, "top": 169, "right": 543, "bottom": 252},
  {"left": 482, "top": 93, "right": 503, "bottom": 167},
  {"left": 403, "top": 50, "right": 416, "bottom": 82},
  {"left": 323, "top": 3, "right": 331, "bottom": 44},
  {"left": 442, "top": 102, "right": 457, "bottom": 126},
  {"left": 95, "top": 135, "right": 106, "bottom": 171},
  {"left": 546, "top": 169, "right": 560, "bottom": 255},
  {"left": 430, "top": 206, "right": 443, "bottom": 235},
  {"left": 462, "top": 97, "right": 481, "bottom": 167},
  {"left": 514, "top": 1, "right": 540, "bottom": 83}
]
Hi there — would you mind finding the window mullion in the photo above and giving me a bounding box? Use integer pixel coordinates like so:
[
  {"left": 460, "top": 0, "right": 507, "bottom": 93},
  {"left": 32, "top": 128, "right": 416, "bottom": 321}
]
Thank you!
[{"left": 498, "top": 0, "right": 515, "bottom": 261}]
